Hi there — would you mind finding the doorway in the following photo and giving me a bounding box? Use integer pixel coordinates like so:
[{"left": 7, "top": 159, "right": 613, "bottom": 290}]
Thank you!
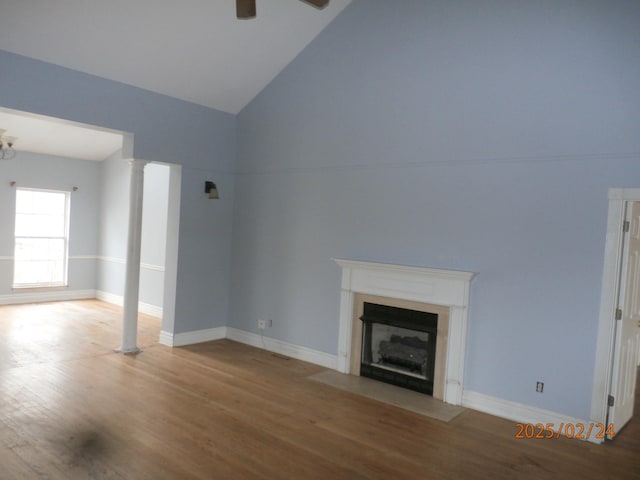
[
  {"left": 0, "top": 107, "right": 180, "bottom": 350},
  {"left": 591, "top": 189, "right": 640, "bottom": 441}
]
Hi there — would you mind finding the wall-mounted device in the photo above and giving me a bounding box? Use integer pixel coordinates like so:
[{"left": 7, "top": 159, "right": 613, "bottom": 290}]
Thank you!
[{"left": 205, "top": 181, "right": 219, "bottom": 199}]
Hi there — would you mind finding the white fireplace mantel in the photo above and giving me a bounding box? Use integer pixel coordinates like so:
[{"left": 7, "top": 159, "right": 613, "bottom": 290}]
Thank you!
[{"left": 334, "top": 258, "right": 476, "bottom": 405}]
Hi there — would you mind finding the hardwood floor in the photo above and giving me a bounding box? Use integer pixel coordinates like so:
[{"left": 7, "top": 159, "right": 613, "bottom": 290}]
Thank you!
[{"left": 1, "top": 300, "right": 639, "bottom": 479}]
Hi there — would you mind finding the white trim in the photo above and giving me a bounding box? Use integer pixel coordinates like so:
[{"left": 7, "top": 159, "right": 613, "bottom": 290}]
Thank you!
[
  {"left": 159, "top": 327, "right": 227, "bottom": 347},
  {"left": 152, "top": 321, "right": 602, "bottom": 444},
  {"left": 140, "top": 303, "right": 162, "bottom": 318},
  {"left": 226, "top": 328, "right": 338, "bottom": 370},
  {"left": 0, "top": 289, "right": 96, "bottom": 305},
  {"left": 141, "top": 262, "right": 165, "bottom": 272},
  {"left": 157, "top": 326, "right": 337, "bottom": 369},
  {"left": 119, "top": 158, "right": 149, "bottom": 354},
  {"left": 158, "top": 330, "right": 174, "bottom": 346},
  {"left": 463, "top": 390, "right": 602, "bottom": 444},
  {"left": 160, "top": 164, "right": 182, "bottom": 341},
  {"left": 98, "top": 256, "right": 165, "bottom": 272},
  {"left": 333, "top": 258, "right": 475, "bottom": 405},
  {"left": 591, "top": 188, "right": 640, "bottom": 425},
  {"left": 2, "top": 255, "right": 161, "bottom": 272},
  {"left": 95, "top": 290, "right": 123, "bottom": 305},
  {"left": 96, "top": 290, "right": 163, "bottom": 318},
  {"left": 99, "top": 256, "right": 126, "bottom": 265}
]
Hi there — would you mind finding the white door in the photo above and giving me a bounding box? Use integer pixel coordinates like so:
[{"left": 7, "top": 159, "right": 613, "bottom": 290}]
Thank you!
[{"left": 609, "top": 201, "right": 640, "bottom": 438}]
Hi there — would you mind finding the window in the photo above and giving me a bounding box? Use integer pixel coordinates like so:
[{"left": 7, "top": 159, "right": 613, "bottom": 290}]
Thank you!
[{"left": 13, "top": 188, "right": 70, "bottom": 288}]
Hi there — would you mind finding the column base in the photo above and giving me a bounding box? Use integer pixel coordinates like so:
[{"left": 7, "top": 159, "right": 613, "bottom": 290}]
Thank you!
[{"left": 115, "top": 347, "right": 142, "bottom": 355}]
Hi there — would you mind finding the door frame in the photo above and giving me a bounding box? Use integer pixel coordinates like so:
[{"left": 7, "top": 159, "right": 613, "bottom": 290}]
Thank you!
[{"left": 591, "top": 188, "right": 640, "bottom": 437}]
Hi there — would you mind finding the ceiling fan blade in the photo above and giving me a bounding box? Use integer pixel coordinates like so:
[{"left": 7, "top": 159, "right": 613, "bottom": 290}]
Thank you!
[
  {"left": 236, "top": 0, "right": 256, "bottom": 19},
  {"left": 301, "top": 0, "right": 329, "bottom": 9}
]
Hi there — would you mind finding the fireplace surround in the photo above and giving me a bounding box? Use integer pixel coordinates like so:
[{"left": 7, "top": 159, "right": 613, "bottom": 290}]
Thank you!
[{"left": 334, "top": 259, "right": 475, "bottom": 405}]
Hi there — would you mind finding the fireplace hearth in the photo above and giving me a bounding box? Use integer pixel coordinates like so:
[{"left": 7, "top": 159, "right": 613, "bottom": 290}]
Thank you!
[{"left": 360, "top": 302, "right": 437, "bottom": 395}]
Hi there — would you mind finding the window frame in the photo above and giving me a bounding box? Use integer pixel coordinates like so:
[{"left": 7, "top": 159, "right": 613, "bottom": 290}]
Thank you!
[{"left": 13, "top": 187, "right": 71, "bottom": 289}]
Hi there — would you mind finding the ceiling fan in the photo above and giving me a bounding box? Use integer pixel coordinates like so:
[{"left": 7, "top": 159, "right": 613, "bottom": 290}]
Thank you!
[{"left": 236, "top": 0, "right": 329, "bottom": 19}]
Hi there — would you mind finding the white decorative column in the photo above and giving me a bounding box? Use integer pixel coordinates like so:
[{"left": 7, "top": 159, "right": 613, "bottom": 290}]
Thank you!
[{"left": 118, "top": 159, "right": 148, "bottom": 354}]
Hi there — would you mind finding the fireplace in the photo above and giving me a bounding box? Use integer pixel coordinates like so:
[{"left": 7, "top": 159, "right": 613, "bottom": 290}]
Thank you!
[
  {"left": 360, "top": 302, "right": 438, "bottom": 395},
  {"left": 334, "top": 259, "right": 475, "bottom": 405}
]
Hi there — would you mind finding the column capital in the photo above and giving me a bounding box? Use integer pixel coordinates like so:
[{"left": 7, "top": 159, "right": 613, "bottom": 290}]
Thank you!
[{"left": 128, "top": 158, "right": 149, "bottom": 169}]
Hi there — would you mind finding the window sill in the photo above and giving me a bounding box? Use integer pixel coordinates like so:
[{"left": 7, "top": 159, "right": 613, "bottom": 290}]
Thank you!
[{"left": 12, "top": 285, "right": 69, "bottom": 292}]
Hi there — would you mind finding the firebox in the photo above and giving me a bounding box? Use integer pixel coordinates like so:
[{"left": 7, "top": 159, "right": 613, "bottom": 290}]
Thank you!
[{"left": 360, "top": 302, "right": 437, "bottom": 395}]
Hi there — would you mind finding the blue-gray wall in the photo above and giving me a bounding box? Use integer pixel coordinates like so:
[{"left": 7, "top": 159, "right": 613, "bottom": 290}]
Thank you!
[
  {"left": 97, "top": 153, "right": 170, "bottom": 311},
  {"left": 232, "top": 0, "right": 640, "bottom": 419},
  {"left": 97, "top": 152, "right": 129, "bottom": 299},
  {"left": 0, "top": 48, "right": 236, "bottom": 335},
  {"left": 0, "top": 151, "right": 101, "bottom": 294},
  {"left": 2, "top": 0, "right": 640, "bottom": 422},
  {"left": 140, "top": 162, "right": 171, "bottom": 309}
]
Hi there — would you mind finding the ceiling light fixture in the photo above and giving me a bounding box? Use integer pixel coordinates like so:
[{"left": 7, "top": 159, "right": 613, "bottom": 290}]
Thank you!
[
  {"left": 236, "top": 0, "right": 329, "bottom": 19},
  {"left": 0, "top": 129, "right": 17, "bottom": 160}
]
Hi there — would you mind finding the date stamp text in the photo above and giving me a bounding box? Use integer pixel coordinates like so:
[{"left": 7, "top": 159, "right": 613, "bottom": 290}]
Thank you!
[{"left": 514, "top": 422, "right": 615, "bottom": 440}]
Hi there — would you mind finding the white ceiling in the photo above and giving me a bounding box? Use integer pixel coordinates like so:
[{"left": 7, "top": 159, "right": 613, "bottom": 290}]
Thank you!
[
  {"left": 0, "top": 0, "right": 351, "bottom": 115},
  {"left": 0, "top": 109, "right": 124, "bottom": 161},
  {"left": 0, "top": 0, "right": 350, "bottom": 161}
]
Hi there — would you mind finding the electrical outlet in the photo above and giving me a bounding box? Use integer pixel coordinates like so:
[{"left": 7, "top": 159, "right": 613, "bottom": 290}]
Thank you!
[
  {"left": 258, "top": 319, "right": 272, "bottom": 329},
  {"left": 536, "top": 381, "right": 544, "bottom": 393}
]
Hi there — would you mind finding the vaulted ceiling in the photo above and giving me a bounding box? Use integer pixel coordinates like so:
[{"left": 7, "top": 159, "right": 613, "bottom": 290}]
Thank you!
[
  {"left": 0, "top": 0, "right": 351, "bottom": 114},
  {"left": 0, "top": 0, "right": 351, "bottom": 159}
]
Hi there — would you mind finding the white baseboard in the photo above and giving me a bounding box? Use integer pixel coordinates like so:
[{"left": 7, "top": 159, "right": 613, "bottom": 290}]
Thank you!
[
  {"left": 462, "top": 390, "right": 602, "bottom": 444},
  {"left": 226, "top": 327, "right": 338, "bottom": 370},
  {"left": 0, "top": 290, "right": 601, "bottom": 442},
  {"left": 159, "top": 327, "right": 227, "bottom": 347},
  {"left": 95, "top": 290, "right": 121, "bottom": 305},
  {"left": 96, "top": 290, "right": 163, "bottom": 318},
  {"left": 131, "top": 321, "right": 606, "bottom": 445},
  {"left": 0, "top": 289, "right": 96, "bottom": 305},
  {"left": 157, "top": 325, "right": 337, "bottom": 369}
]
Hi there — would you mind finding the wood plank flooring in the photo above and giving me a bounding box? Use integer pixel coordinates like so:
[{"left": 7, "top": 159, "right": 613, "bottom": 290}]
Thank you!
[{"left": 1, "top": 300, "right": 639, "bottom": 479}]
